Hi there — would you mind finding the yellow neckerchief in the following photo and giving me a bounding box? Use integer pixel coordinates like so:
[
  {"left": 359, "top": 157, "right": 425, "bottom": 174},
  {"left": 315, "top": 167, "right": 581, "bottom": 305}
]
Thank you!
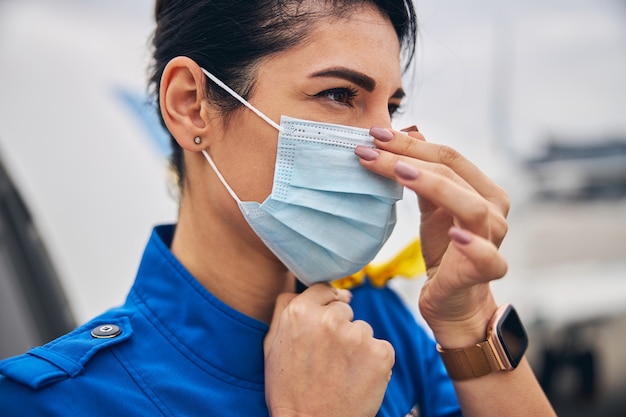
[{"left": 331, "top": 238, "right": 426, "bottom": 289}]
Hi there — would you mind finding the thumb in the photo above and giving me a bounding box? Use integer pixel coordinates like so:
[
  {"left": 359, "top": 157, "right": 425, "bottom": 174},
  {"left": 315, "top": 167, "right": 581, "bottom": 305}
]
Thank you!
[
  {"left": 264, "top": 292, "right": 298, "bottom": 354},
  {"left": 401, "top": 125, "right": 425, "bottom": 141}
]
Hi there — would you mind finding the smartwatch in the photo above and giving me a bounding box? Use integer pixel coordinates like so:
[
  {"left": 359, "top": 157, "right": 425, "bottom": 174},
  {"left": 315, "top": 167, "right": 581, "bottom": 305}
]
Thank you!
[{"left": 437, "top": 303, "right": 528, "bottom": 381}]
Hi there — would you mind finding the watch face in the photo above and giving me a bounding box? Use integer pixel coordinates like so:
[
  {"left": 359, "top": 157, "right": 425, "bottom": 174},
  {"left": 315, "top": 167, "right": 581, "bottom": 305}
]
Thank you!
[{"left": 496, "top": 304, "right": 528, "bottom": 368}]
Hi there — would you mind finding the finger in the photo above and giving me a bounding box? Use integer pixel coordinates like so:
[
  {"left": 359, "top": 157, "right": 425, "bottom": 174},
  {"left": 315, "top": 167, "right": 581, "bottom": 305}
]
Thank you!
[
  {"left": 356, "top": 143, "right": 475, "bottom": 196},
  {"left": 400, "top": 125, "right": 423, "bottom": 141},
  {"left": 355, "top": 145, "right": 508, "bottom": 244},
  {"left": 344, "top": 320, "right": 395, "bottom": 371},
  {"left": 393, "top": 160, "right": 497, "bottom": 238},
  {"left": 350, "top": 319, "right": 375, "bottom": 339},
  {"left": 264, "top": 292, "right": 298, "bottom": 352},
  {"left": 371, "top": 338, "right": 396, "bottom": 372},
  {"left": 322, "top": 300, "right": 356, "bottom": 326},
  {"left": 272, "top": 292, "right": 298, "bottom": 319},
  {"left": 393, "top": 153, "right": 508, "bottom": 245},
  {"left": 300, "top": 283, "right": 352, "bottom": 306},
  {"left": 369, "top": 127, "right": 510, "bottom": 216},
  {"left": 355, "top": 139, "right": 505, "bottom": 238},
  {"left": 400, "top": 125, "right": 418, "bottom": 133},
  {"left": 448, "top": 226, "right": 508, "bottom": 284}
]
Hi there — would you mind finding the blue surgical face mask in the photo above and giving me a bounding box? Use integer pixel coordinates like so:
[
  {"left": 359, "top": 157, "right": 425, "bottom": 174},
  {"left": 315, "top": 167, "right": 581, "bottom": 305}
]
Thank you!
[{"left": 200, "top": 67, "right": 403, "bottom": 285}]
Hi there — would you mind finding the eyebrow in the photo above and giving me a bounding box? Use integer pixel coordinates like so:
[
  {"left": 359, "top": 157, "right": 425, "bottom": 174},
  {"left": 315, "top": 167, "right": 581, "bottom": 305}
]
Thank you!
[{"left": 309, "top": 67, "right": 405, "bottom": 99}]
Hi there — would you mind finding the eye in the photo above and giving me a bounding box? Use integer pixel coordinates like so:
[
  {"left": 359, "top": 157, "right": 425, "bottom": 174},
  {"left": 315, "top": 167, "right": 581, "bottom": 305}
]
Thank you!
[
  {"left": 314, "top": 87, "right": 358, "bottom": 106},
  {"left": 388, "top": 102, "right": 404, "bottom": 118}
]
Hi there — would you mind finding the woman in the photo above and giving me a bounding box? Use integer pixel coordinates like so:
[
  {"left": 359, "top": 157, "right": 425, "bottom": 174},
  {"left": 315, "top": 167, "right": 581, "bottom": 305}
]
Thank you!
[{"left": 0, "top": 0, "right": 556, "bottom": 416}]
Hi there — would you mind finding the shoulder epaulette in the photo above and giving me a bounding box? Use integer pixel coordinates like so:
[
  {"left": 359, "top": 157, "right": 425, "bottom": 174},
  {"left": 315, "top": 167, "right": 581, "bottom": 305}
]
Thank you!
[{"left": 0, "top": 316, "right": 133, "bottom": 389}]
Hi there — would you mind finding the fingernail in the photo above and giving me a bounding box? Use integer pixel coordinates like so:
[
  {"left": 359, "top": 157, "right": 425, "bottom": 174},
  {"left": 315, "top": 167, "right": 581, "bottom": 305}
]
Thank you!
[
  {"left": 337, "top": 289, "right": 353, "bottom": 302},
  {"left": 354, "top": 145, "right": 379, "bottom": 161},
  {"left": 370, "top": 127, "right": 394, "bottom": 142},
  {"left": 394, "top": 161, "right": 420, "bottom": 180},
  {"left": 401, "top": 125, "right": 419, "bottom": 133},
  {"left": 449, "top": 227, "right": 472, "bottom": 245}
]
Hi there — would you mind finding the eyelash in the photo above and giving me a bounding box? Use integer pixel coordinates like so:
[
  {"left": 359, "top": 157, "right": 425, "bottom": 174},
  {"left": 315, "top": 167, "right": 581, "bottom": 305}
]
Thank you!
[
  {"left": 388, "top": 103, "right": 404, "bottom": 117},
  {"left": 314, "top": 87, "right": 358, "bottom": 105},
  {"left": 312, "top": 87, "right": 403, "bottom": 118}
]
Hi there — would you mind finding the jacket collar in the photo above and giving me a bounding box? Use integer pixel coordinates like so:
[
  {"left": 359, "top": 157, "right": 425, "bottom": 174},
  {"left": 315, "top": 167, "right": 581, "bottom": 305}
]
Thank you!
[{"left": 130, "top": 225, "right": 268, "bottom": 387}]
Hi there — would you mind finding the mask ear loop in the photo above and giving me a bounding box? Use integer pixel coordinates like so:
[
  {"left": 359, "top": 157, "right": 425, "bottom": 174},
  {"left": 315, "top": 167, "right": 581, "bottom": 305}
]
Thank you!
[
  {"left": 199, "top": 67, "right": 284, "bottom": 215},
  {"left": 202, "top": 149, "right": 253, "bottom": 215},
  {"left": 201, "top": 68, "right": 283, "bottom": 133}
]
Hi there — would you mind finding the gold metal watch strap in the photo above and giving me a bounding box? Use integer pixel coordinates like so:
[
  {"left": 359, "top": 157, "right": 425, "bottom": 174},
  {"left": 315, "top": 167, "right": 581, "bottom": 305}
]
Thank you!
[{"left": 437, "top": 341, "right": 502, "bottom": 381}]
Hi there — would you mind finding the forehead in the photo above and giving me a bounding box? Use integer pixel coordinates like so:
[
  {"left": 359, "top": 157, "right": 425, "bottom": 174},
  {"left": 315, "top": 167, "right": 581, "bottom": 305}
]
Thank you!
[{"left": 260, "top": 6, "right": 403, "bottom": 88}]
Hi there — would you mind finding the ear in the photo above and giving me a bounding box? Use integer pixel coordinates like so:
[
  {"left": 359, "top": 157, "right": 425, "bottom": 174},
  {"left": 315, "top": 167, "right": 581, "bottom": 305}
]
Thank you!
[{"left": 160, "top": 56, "right": 213, "bottom": 151}]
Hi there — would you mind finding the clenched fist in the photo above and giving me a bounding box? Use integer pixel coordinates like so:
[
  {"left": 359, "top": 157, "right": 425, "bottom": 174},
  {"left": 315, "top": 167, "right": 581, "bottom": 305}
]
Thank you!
[{"left": 264, "top": 283, "right": 395, "bottom": 417}]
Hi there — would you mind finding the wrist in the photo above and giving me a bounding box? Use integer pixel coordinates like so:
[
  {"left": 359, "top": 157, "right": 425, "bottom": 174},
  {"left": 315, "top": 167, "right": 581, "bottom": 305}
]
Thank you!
[
  {"left": 436, "top": 303, "right": 530, "bottom": 380},
  {"left": 429, "top": 302, "right": 498, "bottom": 349}
]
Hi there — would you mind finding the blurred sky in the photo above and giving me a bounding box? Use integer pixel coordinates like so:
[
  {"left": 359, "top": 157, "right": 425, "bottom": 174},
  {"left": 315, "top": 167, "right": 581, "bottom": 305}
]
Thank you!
[{"left": 403, "top": 0, "right": 626, "bottom": 163}]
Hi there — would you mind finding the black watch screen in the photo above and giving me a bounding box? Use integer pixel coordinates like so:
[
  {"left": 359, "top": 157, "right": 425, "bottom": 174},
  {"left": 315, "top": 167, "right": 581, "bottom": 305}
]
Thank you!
[{"left": 496, "top": 304, "right": 528, "bottom": 368}]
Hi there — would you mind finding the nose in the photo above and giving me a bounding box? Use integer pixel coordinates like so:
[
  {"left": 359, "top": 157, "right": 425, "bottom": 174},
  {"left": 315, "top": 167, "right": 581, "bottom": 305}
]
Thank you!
[{"left": 363, "top": 107, "right": 393, "bottom": 130}]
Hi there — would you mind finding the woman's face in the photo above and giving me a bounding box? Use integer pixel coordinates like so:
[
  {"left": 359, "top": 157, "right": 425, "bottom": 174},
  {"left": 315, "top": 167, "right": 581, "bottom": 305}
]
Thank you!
[{"left": 207, "top": 6, "right": 403, "bottom": 205}]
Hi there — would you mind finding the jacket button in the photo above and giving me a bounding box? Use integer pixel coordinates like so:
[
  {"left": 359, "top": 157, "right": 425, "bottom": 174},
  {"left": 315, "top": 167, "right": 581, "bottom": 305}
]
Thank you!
[{"left": 91, "top": 324, "right": 122, "bottom": 339}]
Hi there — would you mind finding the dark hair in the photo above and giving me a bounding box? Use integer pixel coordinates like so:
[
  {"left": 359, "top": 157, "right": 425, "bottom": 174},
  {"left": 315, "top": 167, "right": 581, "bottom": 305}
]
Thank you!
[{"left": 149, "top": 0, "right": 417, "bottom": 191}]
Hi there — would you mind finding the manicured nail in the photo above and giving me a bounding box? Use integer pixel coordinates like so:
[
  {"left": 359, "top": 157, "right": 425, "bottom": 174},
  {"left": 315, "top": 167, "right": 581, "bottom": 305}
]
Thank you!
[
  {"left": 354, "top": 145, "right": 379, "bottom": 161},
  {"left": 401, "top": 125, "right": 419, "bottom": 133},
  {"left": 370, "top": 127, "right": 394, "bottom": 142},
  {"left": 394, "top": 161, "right": 420, "bottom": 180},
  {"left": 449, "top": 227, "right": 472, "bottom": 245}
]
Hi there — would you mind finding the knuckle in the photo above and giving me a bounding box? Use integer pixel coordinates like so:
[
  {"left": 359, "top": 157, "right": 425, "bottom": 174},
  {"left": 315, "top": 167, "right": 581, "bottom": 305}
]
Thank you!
[
  {"left": 437, "top": 145, "right": 461, "bottom": 166},
  {"left": 479, "top": 247, "right": 508, "bottom": 280},
  {"left": 284, "top": 299, "right": 309, "bottom": 322},
  {"left": 385, "top": 153, "right": 402, "bottom": 173},
  {"left": 487, "top": 254, "right": 509, "bottom": 280},
  {"left": 354, "top": 333, "right": 395, "bottom": 369},
  {"left": 500, "top": 196, "right": 511, "bottom": 217},
  {"left": 498, "top": 258, "right": 509, "bottom": 278},
  {"left": 320, "top": 310, "right": 341, "bottom": 330},
  {"left": 373, "top": 339, "right": 396, "bottom": 367},
  {"left": 430, "top": 163, "right": 456, "bottom": 181},
  {"left": 351, "top": 319, "right": 374, "bottom": 338},
  {"left": 493, "top": 214, "right": 509, "bottom": 242},
  {"left": 320, "top": 301, "right": 354, "bottom": 331},
  {"left": 492, "top": 186, "right": 511, "bottom": 216},
  {"left": 466, "top": 200, "right": 490, "bottom": 223},
  {"left": 399, "top": 135, "right": 417, "bottom": 156}
]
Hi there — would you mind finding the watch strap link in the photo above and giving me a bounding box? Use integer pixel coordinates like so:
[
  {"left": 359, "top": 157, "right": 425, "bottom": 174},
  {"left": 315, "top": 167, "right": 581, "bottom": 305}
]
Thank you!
[{"left": 437, "top": 341, "right": 502, "bottom": 381}]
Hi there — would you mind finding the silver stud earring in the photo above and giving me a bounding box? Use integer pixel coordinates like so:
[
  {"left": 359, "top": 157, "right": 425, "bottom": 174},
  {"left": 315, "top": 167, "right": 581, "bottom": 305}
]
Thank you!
[{"left": 194, "top": 136, "right": 202, "bottom": 145}]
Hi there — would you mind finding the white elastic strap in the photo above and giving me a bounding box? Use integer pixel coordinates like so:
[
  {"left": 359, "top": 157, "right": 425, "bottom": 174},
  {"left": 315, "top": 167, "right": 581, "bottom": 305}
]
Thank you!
[
  {"left": 201, "top": 67, "right": 283, "bottom": 132},
  {"left": 202, "top": 150, "right": 251, "bottom": 215}
]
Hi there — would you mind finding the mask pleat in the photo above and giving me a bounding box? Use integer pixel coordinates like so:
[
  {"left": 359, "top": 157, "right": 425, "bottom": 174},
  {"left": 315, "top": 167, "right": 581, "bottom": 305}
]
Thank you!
[
  {"left": 272, "top": 188, "right": 392, "bottom": 227},
  {"left": 259, "top": 199, "right": 392, "bottom": 263},
  {"left": 241, "top": 202, "right": 371, "bottom": 282}
]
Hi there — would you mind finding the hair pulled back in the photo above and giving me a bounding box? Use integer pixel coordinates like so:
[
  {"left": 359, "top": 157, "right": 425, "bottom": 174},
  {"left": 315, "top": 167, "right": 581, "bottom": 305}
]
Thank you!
[{"left": 149, "top": 0, "right": 417, "bottom": 190}]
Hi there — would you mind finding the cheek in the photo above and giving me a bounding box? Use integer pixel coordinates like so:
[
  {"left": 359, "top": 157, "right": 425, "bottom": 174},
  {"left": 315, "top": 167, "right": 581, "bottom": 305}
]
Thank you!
[
  {"left": 239, "top": 145, "right": 276, "bottom": 203},
  {"left": 222, "top": 123, "right": 278, "bottom": 203}
]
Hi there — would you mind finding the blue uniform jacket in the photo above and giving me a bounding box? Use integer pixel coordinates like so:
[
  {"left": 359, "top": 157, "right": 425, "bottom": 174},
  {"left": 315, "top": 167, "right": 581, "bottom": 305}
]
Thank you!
[{"left": 0, "top": 225, "right": 461, "bottom": 416}]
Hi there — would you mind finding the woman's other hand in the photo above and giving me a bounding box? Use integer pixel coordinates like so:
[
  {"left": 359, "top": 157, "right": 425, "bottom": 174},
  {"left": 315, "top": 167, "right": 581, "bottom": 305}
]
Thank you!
[{"left": 264, "top": 283, "right": 394, "bottom": 417}]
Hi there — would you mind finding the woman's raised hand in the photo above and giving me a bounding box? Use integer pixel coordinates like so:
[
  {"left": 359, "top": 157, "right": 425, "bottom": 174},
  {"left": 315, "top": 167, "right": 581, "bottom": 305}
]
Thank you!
[{"left": 355, "top": 127, "right": 510, "bottom": 346}]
